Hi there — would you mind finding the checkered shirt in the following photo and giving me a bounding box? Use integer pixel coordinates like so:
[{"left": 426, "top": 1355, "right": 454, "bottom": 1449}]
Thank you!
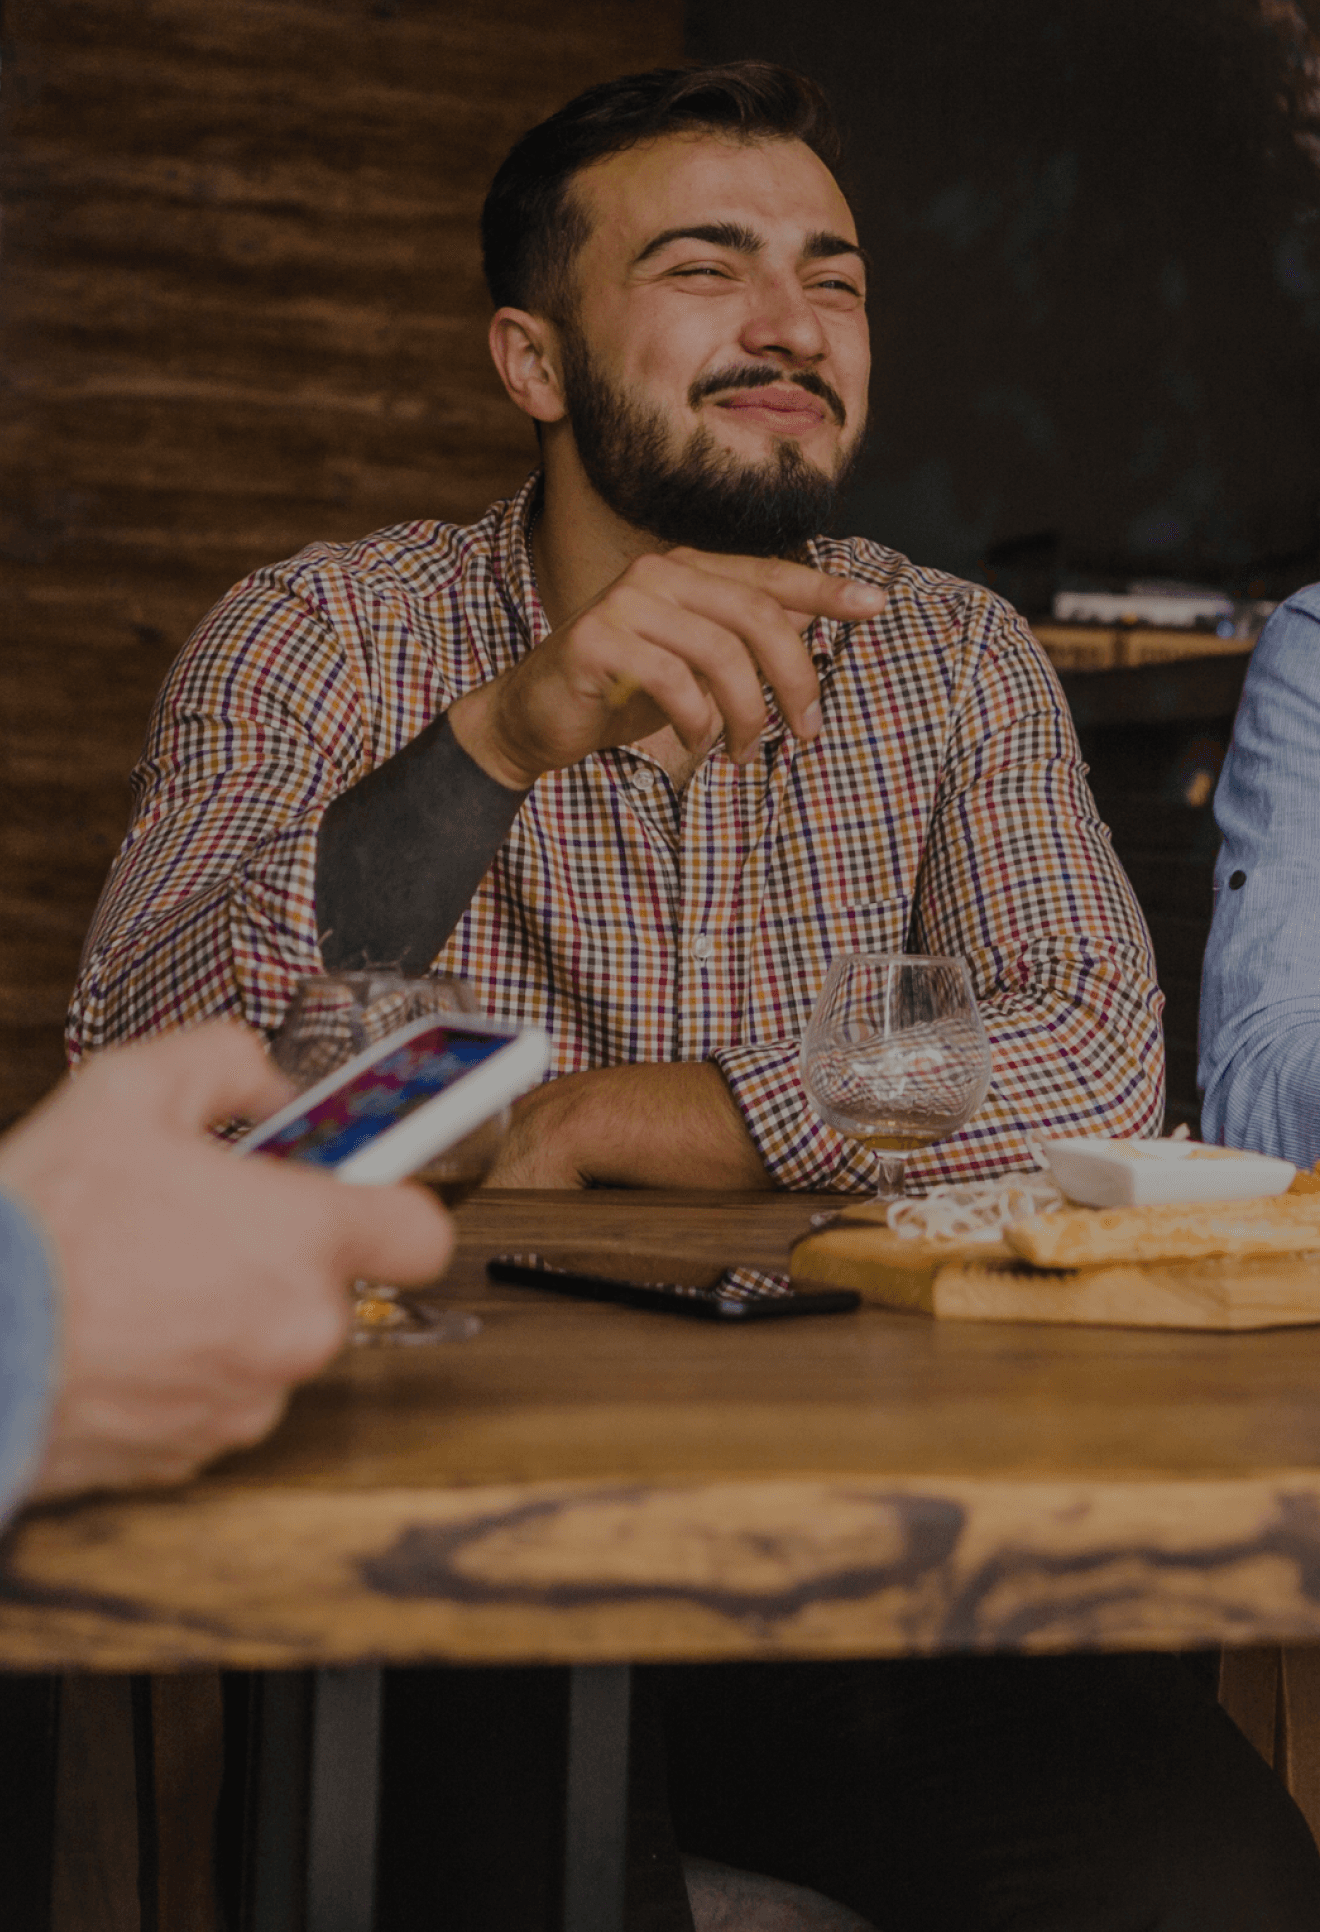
[{"left": 68, "top": 472, "right": 1164, "bottom": 1190}]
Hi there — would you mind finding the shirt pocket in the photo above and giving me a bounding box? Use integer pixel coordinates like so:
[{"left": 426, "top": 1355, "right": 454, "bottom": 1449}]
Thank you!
[{"left": 752, "top": 895, "right": 914, "bottom": 1039}]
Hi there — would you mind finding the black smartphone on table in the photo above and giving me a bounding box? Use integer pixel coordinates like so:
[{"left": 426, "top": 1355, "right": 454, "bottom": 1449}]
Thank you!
[{"left": 487, "top": 1255, "right": 860, "bottom": 1322}]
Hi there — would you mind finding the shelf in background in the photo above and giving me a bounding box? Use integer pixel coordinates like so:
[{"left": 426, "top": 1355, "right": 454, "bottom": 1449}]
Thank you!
[{"left": 1032, "top": 621, "right": 1257, "bottom": 675}]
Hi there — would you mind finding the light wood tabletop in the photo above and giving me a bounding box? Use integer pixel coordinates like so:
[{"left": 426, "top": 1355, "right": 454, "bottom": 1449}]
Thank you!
[{"left": 5, "top": 1187, "right": 1320, "bottom": 1673}]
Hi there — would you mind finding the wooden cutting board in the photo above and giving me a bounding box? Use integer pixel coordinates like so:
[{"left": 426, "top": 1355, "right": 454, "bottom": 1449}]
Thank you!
[
  {"left": 791, "top": 1218, "right": 1013, "bottom": 1307},
  {"left": 790, "top": 1219, "right": 1320, "bottom": 1330},
  {"left": 933, "top": 1252, "right": 1320, "bottom": 1329}
]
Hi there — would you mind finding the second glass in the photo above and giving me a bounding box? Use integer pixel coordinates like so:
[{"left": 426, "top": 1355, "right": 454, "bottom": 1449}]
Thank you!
[
  {"left": 800, "top": 953, "right": 993, "bottom": 1199},
  {"left": 271, "top": 970, "right": 503, "bottom": 1343}
]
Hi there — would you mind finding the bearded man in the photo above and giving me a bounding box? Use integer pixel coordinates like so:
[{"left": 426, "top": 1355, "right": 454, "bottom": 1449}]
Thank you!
[
  {"left": 70, "top": 63, "right": 1162, "bottom": 1197},
  {"left": 66, "top": 63, "right": 1319, "bottom": 1930}
]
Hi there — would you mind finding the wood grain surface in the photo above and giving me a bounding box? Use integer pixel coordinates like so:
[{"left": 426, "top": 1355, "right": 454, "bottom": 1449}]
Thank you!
[
  {"left": 5, "top": 1191, "right": 1320, "bottom": 1671},
  {"left": 0, "top": 0, "right": 682, "bottom": 1122}
]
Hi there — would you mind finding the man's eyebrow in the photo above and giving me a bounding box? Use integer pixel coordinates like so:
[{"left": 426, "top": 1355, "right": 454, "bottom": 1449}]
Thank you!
[
  {"left": 631, "top": 222, "right": 871, "bottom": 277},
  {"left": 802, "top": 230, "right": 871, "bottom": 274},
  {"left": 631, "top": 221, "right": 762, "bottom": 267}
]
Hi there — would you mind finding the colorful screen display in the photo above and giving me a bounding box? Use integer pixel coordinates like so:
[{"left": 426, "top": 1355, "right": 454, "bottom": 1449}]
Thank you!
[{"left": 255, "top": 1025, "right": 507, "bottom": 1168}]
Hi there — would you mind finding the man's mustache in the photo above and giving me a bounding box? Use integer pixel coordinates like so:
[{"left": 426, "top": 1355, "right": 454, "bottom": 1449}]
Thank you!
[{"left": 688, "top": 364, "right": 847, "bottom": 429}]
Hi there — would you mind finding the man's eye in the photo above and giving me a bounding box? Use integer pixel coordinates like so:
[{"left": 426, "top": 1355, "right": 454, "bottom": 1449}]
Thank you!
[
  {"left": 671, "top": 265, "right": 731, "bottom": 279},
  {"left": 813, "top": 277, "right": 863, "bottom": 297}
]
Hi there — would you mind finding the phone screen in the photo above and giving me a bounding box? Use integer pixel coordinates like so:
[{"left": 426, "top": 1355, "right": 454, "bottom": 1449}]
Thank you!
[{"left": 255, "top": 1023, "right": 508, "bottom": 1167}]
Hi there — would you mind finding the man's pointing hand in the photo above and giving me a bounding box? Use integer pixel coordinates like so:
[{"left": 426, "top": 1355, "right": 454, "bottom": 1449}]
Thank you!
[{"left": 448, "top": 549, "right": 887, "bottom": 789}]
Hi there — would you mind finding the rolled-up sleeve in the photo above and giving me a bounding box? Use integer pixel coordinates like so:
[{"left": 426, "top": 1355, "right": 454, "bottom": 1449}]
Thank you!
[
  {"left": 712, "top": 1039, "right": 879, "bottom": 1193},
  {"left": 1200, "top": 588, "right": 1320, "bottom": 1162}
]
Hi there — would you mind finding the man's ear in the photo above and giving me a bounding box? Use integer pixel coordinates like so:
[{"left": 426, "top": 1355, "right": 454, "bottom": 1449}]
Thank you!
[{"left": 488, "top": 308, "right": 567, "bottom": 425}]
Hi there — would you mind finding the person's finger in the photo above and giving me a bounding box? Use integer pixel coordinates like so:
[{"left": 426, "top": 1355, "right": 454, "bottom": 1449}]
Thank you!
[
  {"left": 635, "top": 567, "right": 822, "bottom": 744},
  {"left": 668, "top": 550, "right": 888, "bottom": 623},
  {"left": 329, "top": 1178, "right": 456, "bottom": 1287},
  {"left": 527, "top": 616, "right": 722, "bottom": 756},
  {"left": 589, "top": 627, "right": 727, "bottom": 754},
  {"left": 85, "top": 1021, "right": 296, "bottom": 1134},
  {"left": 602, "top": 590, "right": 773, "bottom": 758},
  {"left": 222, "top": 1390, "right": 292, "bottom": 1452},
  {"left": 174, "top": 1021, "right": 297, "bottom": 1127},
  {"left": 245, "top": 1264, "right": 353, "bottom": 1382}
]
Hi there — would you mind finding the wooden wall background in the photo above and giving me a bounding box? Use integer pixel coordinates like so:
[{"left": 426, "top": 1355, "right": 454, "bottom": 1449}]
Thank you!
[{"left": 0, "top": 0, "right": 682, "bottom": 1125}]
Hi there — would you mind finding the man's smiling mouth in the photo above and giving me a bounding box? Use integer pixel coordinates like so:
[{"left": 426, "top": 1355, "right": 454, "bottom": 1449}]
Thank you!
[
  {"left": 717, "top": 386, "right": 828, "bottom": 424},
  {"left": 688, "top": 364, "right": 847, "bottom": 428}
]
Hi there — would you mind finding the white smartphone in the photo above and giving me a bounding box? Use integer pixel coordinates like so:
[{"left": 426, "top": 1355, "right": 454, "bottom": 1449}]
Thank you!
[{"left": 235, "top": 1012, "right": 550, "bottom": 1184}]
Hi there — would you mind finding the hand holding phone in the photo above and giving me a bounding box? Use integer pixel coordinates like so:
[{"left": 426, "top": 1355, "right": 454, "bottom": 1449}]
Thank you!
[{"left": 236, "top": 1013, "right": 549, "bottom": 1184}]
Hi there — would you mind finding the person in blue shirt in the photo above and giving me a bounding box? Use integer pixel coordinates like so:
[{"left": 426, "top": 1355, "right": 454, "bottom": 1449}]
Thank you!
[
  {"left": 0, "top": 1023, "right": 451, "bottom": 1516},
  {"left": 1201, "top": 586, "right": 1320, "bottom": 1160}
]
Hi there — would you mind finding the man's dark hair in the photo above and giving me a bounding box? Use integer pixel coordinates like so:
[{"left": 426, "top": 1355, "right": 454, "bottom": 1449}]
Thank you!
[{"left": 481, "top": 62, "right": 841, "bottom": 323}]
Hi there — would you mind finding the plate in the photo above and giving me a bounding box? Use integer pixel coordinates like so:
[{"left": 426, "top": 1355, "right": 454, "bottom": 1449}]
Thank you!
[{"left": 1041, "top": 1137, "right": 1295, "bottom": 1208}]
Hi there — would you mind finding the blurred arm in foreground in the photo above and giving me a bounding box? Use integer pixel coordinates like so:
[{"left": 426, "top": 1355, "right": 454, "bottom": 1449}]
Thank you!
[{"left": 0, "top": 1022, "right": 452, "bottom": 1512}]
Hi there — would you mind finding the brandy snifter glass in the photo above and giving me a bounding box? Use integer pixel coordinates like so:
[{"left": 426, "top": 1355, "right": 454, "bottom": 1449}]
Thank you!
[{"left": 800, "top": 954, "right": 992, "bottom": 1199}]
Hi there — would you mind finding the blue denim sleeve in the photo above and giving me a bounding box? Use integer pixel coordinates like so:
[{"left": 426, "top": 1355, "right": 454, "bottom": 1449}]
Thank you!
[
  {"left": 1200, "top": 586, "right": 1320, "bottom": 1161},
  {"left": 0, "top": 1191, "right": 58, "bottom": 1524}
]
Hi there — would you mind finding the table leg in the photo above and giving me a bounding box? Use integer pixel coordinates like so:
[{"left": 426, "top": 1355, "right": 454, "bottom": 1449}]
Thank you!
[
  {"left": 245, "top": 1671, "right": 312, "bottom": 1932},
  {"left": 306, "top": 1666, "right": 384, "bottom": 1932},
  {"left": 0, "top": 1673, "right": 60, "bottom": 1931},
  {"left": 563, "top": 1664, "right": 632, "bottom": 1932},
  {"left": 247, "top": 1662, "right": 630, "bottom": 1932}
]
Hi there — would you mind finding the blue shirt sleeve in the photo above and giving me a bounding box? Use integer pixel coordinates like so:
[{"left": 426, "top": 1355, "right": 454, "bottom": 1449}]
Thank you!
[
  {"left": 1200, "top": 585, "right": 1320, "bottom": 1162},
  {"left": 0, "top": 1191, "right": 59, "bottom": 1524}
]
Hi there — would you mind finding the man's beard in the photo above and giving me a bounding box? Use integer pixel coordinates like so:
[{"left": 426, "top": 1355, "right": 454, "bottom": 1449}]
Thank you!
[{"left": 558, "top": 330, "right": 866, "bottom": 559}]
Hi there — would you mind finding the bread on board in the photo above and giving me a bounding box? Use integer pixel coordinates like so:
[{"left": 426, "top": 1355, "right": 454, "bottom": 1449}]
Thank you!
[{"left": 1005, "top": 1193, "right": 1320, "bottom": 1270}]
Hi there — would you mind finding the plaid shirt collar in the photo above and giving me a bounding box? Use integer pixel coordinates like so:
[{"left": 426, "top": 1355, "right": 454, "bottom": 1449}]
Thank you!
[{"left": 486, "top": 472, "right": 551, "bottom": 662}]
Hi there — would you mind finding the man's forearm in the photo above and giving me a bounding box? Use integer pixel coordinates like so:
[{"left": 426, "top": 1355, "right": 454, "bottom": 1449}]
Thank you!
[
  {"left": 315, "top": 714, "right": 529, "bottom": 972},
  {"left": 487, "top": 1061, "right": 776, "bottom": 1190}
]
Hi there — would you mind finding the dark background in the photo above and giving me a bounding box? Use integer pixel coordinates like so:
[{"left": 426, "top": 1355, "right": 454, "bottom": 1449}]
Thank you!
[
  {"left": 3, "top": 1, "right": 1319, "bottom": 1121},
  {"left": 684, "top": 0, "right": 1320, "bottom": 1130},
  {"left": 692, "top": 0, "right": 1320, "bottom": 602}
]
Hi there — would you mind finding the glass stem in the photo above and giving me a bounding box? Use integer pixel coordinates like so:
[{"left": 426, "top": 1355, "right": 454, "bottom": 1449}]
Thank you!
[{"left": 873, "top": 1154, "right": 909, "bottom": 1200}]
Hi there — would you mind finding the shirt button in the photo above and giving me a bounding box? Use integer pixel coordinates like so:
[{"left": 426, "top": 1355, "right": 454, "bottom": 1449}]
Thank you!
[
  {"left": 631, "top": 770, "right": 656, "bottom": 793},
  {"left": 690, "top": 932, "right": 714, "bottom": 962},
  {"left": 1229, "top": 869, "right": 1246, "bottom": 890}
]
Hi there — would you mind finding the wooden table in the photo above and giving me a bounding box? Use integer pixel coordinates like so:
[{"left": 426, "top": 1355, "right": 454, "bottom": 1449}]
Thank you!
[
  {"left": 9, "top": 1187, "right": 1320, "bottom": 1929},
  {"left": 8, "top": 1185, "right": 1320, "bottom": 1670}
]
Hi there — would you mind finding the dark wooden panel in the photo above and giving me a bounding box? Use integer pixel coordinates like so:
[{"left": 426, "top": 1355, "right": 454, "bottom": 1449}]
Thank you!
[
  {"left": 0, "top": 0, "right": 683, "bottom": 1121},
  {"left": 1120, "top": 857, "right": 1215, "bottom": 925},
  {"left": 1076, "top": 698, "right": 1238, "bottom": 1135},
  {"left": 1061, "top": 655, "right": 1252, "bottom": 731}
]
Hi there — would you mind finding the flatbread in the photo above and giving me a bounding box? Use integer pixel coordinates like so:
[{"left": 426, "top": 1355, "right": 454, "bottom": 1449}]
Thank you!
[{"left": 1006, "top": 1194, "right": 1320, "bottom": 1269}]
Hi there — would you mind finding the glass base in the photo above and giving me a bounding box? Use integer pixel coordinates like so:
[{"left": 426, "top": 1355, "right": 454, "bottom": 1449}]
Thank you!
[
  {"left": 871, "top": 1153, "right": 910, "bottom": 1201},
  {"left": 351, "top": 1283, "right": 482, "bottom": 1347},
  {"left": 352, "top": 1311, "right": 482, "bottom": 1348}
]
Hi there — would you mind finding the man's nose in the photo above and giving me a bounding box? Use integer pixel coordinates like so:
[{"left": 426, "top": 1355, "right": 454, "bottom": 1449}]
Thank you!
[{"left": 738, "top": 273, "right": 828, "bottom": 364}]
